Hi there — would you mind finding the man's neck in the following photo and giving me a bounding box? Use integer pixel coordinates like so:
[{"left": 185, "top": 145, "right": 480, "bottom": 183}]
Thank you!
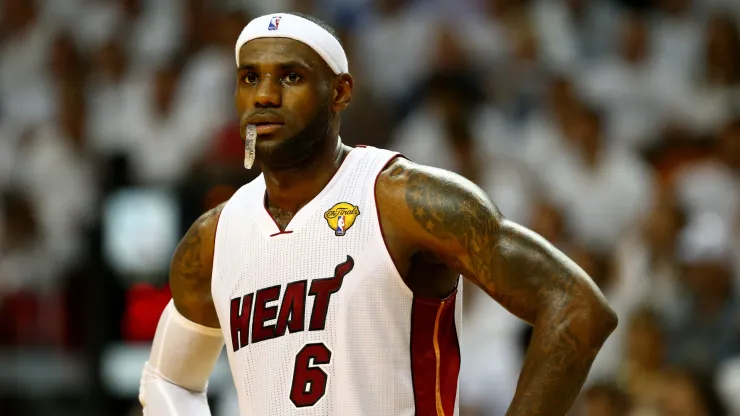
[{"left": 262, "top": 137, "right": 350, "bottom": 214}]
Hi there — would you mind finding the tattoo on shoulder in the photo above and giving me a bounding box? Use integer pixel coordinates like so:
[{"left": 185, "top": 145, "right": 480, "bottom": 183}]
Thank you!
[
  {"left": 403, "top": 166, "right": 500, "bottom": 276},
  {"left": 171, "top": 203, "right": 225, "bottom": 285},
  {"left": 168, "top": 203, "right": 226, "bottom": 325},
  {"left": 173, "top": 222, "right": 205, "bottom": 279}
]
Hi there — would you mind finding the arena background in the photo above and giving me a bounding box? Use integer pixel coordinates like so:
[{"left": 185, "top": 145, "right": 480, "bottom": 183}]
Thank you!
[{"left": 1, "top": 0, "right": 739, "bottom": 415}]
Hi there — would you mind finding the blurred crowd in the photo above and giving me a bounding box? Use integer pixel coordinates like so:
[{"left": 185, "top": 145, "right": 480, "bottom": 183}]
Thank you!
[{"left": 0, "top": 0, "right": 739, "bottom": 415}]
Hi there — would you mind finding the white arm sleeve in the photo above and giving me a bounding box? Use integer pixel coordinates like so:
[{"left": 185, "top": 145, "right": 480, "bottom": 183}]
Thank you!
[{"left": 139, "top": 300, "right": 224, "bottom": 415}]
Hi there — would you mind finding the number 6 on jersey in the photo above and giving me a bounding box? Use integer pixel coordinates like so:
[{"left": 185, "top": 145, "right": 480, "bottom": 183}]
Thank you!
[{"left": 290, "top": 343, "right": 332, "bottom": 407}]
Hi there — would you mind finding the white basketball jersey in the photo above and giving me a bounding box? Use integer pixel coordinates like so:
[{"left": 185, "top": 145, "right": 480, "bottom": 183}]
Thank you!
[{"left": 211, "top": 146, "right": 462, "bottom": 416}]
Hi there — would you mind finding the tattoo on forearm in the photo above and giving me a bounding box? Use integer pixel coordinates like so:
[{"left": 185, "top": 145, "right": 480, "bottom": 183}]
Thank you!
[{"left": 506, "top": 317, "right": 593, "bottom": 415}]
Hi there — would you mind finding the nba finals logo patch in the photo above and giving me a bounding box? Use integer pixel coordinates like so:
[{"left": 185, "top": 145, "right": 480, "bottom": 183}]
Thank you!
[
  {"left": 268, "top": 16, "right": 281, "bottom": 31},
  {"left": 324, "top": 203, "right": 360, "bottom": 236}
]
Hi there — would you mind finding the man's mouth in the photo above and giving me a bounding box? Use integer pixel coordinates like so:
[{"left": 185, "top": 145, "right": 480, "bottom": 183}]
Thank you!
[{"left": 252, "top": 122, "right": 283, "bottom": 135}]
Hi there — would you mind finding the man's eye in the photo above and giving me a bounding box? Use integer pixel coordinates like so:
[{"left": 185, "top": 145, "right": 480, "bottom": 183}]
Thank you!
[
  {"left": 243, "top": 73, "right": 258, "bottom": 83},
  {"left": 284, "top": 73, "right": 300, "bottom": 83}
]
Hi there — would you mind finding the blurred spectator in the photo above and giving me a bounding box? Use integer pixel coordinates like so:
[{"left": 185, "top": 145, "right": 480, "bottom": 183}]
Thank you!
[
  {"left": 0, "top": 124, "right": 24, "bottom": 190},
  {"left": 515, "top": 74, "right": 582, "bottom": 172},
  {"left": 531, "top": 0, "right": 619, "bottom": 68},
  {"left": 0, "top": 190, "right": 50, "bottom": 295},
  {"left": 718, "top": 117, "right": 740, "bottom": 171},
  {"left": 457, "top": 0, "right": 512, "bottom": 70},
  {"left": 592, "top": 187, "right": 686, "bottom": 382},
  {"left": 178, "top": 8, "right": 242, "bottom": 129},
  {"left": 50, "top": 31, "right": 83, "bottom": 84},
  {"left": 578, "top": 11, "right": 675, "bottom": 151},
  {"left": 620, "top": 308, "right": 666, "bottom": 408},
  {"left": 541, "top": 105, "right": 654, "bottom": 252},
  {"left": 351, "top": 0, "right": 439, "bottom": 104},
  {"left": 668, "top": 13, "right": 740, "bottom": 135},
  {"left": 528, "top": 201, "right": 567, "bottom": 247},
  {"left": 87, "top": 36, "right": 145, "bottom": 156},
  {"left": 702, "top": 0, "right": 740, "bottom": 19},
  {"left": 0, "top": 190, "right": 69, "bottom": 348},
  {"left": 704, "top": 12, "right": 740, "bottom": 87},
  {"left": 652, "top": 368, "right": 727, "bottom": 416},
  {"left": 651, "top": 0, "right": 701, "bottom": 85},
  {"left": 579, "top": 382, "right": 631, "bottom": 416},
  {"left": 120, "top": 0, "right": 183, "bottom": 71},
  {"left": 668, "top": 211, "right": 740, "bottom": 373},
  {"left": 459, "top": 281, "right": 522, "bottom": 416},
  {"left": 389, "top": 55, "right": 486, "bottom": 178},
  {"left": 13, "top": 82, "right": 96, "bottom": 278},
  {"left": 126, "top": 63, "right": 216, "bottom": 185},
  {"left": 335, "top": 27, "right": 394, "bottom": 149},
  {"left": 615, "top": 186, "right": 686, "bottom": 319},
  {"left": 490, "top": 21, "right": 547, "bottom": 122},
  {"left": 0, "top": 0, "right": 56, "bottom": 127},
  {"left": 674, "top": 118, "right": 740, "bottom": 224}
]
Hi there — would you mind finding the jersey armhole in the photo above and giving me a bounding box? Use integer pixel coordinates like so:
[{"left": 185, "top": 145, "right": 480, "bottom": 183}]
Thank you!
[
  {"left": 371, "top": 153, "right": 412, "bottom": 290},
  {"left": 371, "top": 153, "right": 463, "bottom": 303}
]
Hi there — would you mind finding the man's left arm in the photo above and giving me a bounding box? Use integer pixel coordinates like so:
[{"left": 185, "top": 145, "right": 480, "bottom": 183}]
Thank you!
[{"left": 386, "top": 161, "right": 618, "bottom": 415}]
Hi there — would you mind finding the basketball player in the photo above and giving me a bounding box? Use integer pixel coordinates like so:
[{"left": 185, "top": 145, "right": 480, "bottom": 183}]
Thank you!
[{"left": 139, "top": 12, "right": 618, "bottom": 416}]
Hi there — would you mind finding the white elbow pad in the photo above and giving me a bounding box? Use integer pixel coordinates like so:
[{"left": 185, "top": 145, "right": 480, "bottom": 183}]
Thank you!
[{"left": 139, "top": 300, "right": 224, "bottom": 413}]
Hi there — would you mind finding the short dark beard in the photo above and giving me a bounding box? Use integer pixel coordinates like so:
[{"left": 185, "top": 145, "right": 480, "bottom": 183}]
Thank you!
[{"left": 255, "top": 101, "right": 333, "bottom": 171}]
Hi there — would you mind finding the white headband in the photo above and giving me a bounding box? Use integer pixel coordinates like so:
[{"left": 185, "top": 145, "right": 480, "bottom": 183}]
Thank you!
[{"left": 235, "top": 14, "right": 349, "bottom": 75}]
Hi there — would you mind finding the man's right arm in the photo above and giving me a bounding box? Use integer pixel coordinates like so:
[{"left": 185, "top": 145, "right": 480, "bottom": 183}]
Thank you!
[
  {"left": 139, "top": 204, "right": 227, "bottom": 415},
  {"left": 169, "top": 203, "right": 223, "bottom": 327}
]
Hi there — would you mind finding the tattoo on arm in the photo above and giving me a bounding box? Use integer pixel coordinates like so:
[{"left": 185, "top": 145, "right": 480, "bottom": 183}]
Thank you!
[
  {"left": 402, "top": 164, "right": 617, "bottom": 416},
  {"left": 170, "top": 204, "right": 224, "bottom": 328}
]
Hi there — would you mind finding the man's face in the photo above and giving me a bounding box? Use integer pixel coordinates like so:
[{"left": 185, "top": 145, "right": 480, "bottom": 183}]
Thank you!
[{"left": 235, "top": 38, "right": 342, "bottom": 168}]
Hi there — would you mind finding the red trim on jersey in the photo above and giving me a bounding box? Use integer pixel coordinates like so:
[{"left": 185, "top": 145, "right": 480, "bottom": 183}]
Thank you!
[
  {"left": 371, "top": 151, "right": 459, "bottom": 412},
  {"left": 269, "top": 230, "right": 294, "bottom": 237},
  {"left": 410, "top": 292, "right": 460, "bottom": 416}
]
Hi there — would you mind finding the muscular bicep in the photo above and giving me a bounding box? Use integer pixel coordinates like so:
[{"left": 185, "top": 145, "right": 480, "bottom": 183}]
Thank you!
[
  {"left": 388, "top": 161, "right": 599, "bottom": 324},
  {"left": 169, "top": 204, "right": 225, "bottom": 328}
]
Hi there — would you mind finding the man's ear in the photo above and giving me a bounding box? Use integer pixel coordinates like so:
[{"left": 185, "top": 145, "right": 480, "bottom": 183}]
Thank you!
[{"left": 333, "top": 73, "right": 353, "bottom": 111}]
